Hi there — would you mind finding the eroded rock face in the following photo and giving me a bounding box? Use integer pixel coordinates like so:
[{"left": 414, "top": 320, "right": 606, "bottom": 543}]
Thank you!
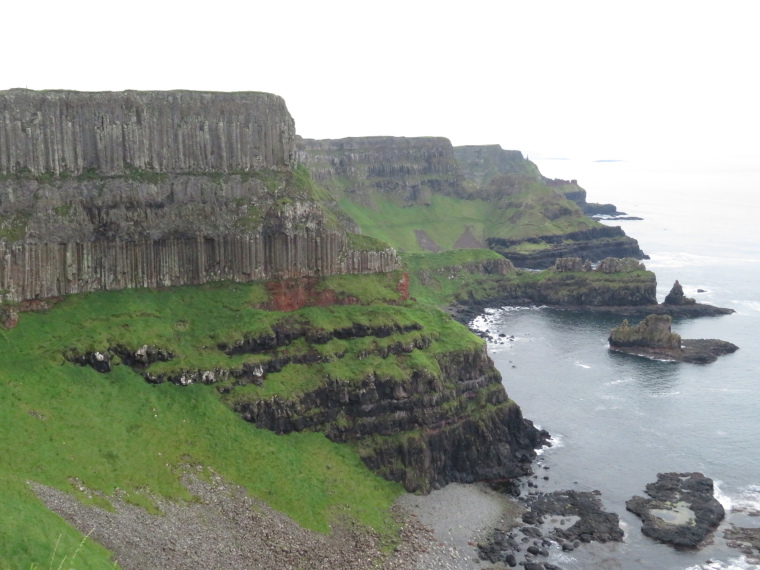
[
  {"left": 0, "top": 90, "right": 399, "bottom": 302},
  {"left": 664, "top": 280, "right": 697, "bottom": 305},
  {"left": 488, "top": 226, "right": 646, "bottom": 269},
  {"left": 609, "top": 314, "right": 682, "bottom": 350},
  {"left": 0, "top": 89, "right": 295, "bottom": 175},
  {"left": 609, "top": 314, "right": 738, "bottom": 363},
  {"left": 626, "top": 472, "right": 725, "bottom": 549},
  {"left": 296, "top": 136, "right": 465, "bottom": 204},
  {"left": 68, "top": 312, "right": 547, "bottom": 494}
]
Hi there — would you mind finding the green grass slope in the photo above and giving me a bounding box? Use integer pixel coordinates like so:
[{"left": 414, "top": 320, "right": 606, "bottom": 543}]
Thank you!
[{"left": 1, "top": 276, "right": 452, "bottom": 568}]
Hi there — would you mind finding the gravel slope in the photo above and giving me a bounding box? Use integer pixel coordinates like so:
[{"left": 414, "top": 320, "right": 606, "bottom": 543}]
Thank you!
[{"left": 31, "top": 473, "right": 520, "bottom": 569}]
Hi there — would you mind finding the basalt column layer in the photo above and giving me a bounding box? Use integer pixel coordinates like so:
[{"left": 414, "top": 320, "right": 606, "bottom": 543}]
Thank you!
[
  {"left": 0, "top": 90, "right": 399, "bottom": 302},
  {"left": 0, "top": 89, "right": 295, "bottom": 175}
]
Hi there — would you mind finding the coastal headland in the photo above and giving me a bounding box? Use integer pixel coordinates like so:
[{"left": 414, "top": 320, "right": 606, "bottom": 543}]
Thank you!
[{"left": 0, "top": 89, "right": 740, "bottom": 569}]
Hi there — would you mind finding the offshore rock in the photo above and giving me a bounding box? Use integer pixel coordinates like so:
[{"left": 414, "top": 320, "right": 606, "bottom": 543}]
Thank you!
[
  {"left": 522, "top": 490, "right": 624, "bottom": 544},
  {"left": 664, "top": 280, "right": 696, "bottom": 305},
  {"left": 609, "top": 315, "right": 738, "bottom": 364},
  {"left": 626, "top": 472, "right": 725, "bottom": 549}
]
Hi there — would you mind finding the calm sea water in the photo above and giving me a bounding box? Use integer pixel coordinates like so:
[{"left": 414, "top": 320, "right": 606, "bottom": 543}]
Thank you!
[{"left": 477, "top": 156, "right": 760, "bottom": 569}]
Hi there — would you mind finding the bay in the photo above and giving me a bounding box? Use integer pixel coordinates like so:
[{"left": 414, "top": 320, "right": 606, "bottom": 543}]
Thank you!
[{"left": 477, "top": 156, "right": 760, "bottom": 569}]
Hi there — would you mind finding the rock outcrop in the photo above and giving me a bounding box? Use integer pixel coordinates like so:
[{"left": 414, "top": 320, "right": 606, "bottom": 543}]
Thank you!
[
  {"left": 478, "top": 489, "right": 623, "bottom": 567},
  {"left": 296, "top": 136, "right": 465, "bottom": 204},
  {"left": 0, "top": 90, "right": 399, "bottom": 302},
  {"left": 487, "top": 226, "right": 646, "bottom": 269},
  {"left": 444, "top": 257, "right": 658, "bottom": 324},
  {"left": 609, "top": 314, "right": 738, "bottom": 363},
  {"left": 664, "top": 280, "right": 696, "bottom": 305},
  {"left": 626, "top": 472, "right": 725, "bottom": 549},
  {"left": 0, "top": 89, "right": 295, "bottom": 175},
  {"left": 297, "top": 136, "right": 646, "bottom": 266},
  {"left": 67, "top": 296, "right": 548, "bottom": 494}
]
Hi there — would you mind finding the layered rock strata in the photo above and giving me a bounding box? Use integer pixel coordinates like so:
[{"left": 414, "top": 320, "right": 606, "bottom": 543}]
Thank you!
[
  {"left": 487, "top": 226, "right": 645, "bottom": 269},
  {"left": 69, "top": 312, "right": 547, "bottom": 494},
  {"left": 0, "top": 90, "right": 399, "bottom": 302},
  {"left": 0, "top": 89, "right": 295, "bottom": 175},
  {"left": 297, "top": 136, "right": 645, "bottom": 265},
  {"left": 296, "top": 136, "right": 465, "bottom": 203}
]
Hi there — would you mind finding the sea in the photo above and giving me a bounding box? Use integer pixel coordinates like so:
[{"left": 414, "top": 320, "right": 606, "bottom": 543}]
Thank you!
[{"left": 474, "top": 155, "right": 760, "bottom": 569}]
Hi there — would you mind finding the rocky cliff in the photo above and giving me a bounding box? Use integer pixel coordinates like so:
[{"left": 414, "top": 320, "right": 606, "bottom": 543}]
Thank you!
[
  {"left": 297, "top": 136, "right": 644, "bottom": 266},
  {"left": 0, "top": 89, "right": 295, "bottom": 175},
  {"left": 63, "top": 279, "right": 547, "bottom": 494},
  {"left": 0, "top": 91, "right": 398, "bottom": 302}
]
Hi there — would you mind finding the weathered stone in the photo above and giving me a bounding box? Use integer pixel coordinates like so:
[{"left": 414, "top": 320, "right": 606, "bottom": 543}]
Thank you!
[
  {"left": 609, "top": 315, "right": 681, "bottom": 350},
  {"left": 521, "top": 490, "right": 624, "bottom": 544},
  {"left": 664, "top": 280, "right": 696, "bottom": 305},
  {"left": 626, "top": 472, "right": 725, "bottom": 549},
  {"left": 0, "top": 90, "right": 400, "bottom": 302},
  {"left": 0, "top": 89, "right": 295, "bottom": 176},
  {"left": 609, "top": 314, "right": 738, "bottom": 363},
  {"left": 553, "top": 257, "right": 591, "bottom": 272}
]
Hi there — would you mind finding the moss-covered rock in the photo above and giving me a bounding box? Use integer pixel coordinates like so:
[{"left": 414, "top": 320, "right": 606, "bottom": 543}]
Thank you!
[{"left": 609, "top": 315, "right": 681, "bottom": 350}]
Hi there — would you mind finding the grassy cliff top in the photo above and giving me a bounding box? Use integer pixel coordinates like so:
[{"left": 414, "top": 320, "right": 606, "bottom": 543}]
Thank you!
[{"left": 0, "top": 273, "right": 484, "bottom": 568}]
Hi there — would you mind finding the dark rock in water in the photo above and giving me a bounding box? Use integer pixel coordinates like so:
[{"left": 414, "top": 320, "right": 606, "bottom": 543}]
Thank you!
[
  {"left": 522, "top": 490, "right": 624, "bottom": 544},
  {"left": 609, "top": 314, "right": 738, "bottom": 364},
  {"left": 664, "top": 280, "right": 696, "bottom": 305},
  {"left": 626, "top": 472, "right": 725, "bottom": 549},
  {"left": 724, "top": 525, "right": 760, "bottom": 556},
  {"left": 609, "top": 314, "right": 682, "bottom": 350}
]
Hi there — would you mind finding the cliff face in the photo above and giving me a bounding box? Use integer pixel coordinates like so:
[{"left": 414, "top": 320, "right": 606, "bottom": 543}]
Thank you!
[
  {"left": 452, "top": 144, "right": 542, "bottom": 189},
  {"left": 64, "top": 285, "right": 547, "bottom": 494},
  {"left": 0, "top": 91, "right": 398, "bottom": 302},
  {"left": 296, "top": 135, "right": 465, "bottom": 204},
  {"left": 297, "top": 136, "right": 644, "bottom": 266},
  {"left": 0, "top": 89, "right": 295, "bottom": 175}
]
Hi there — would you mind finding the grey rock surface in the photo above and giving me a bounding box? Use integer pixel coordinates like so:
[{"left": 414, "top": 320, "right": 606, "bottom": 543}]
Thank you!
[{"left": 0, "top": 89, "right": 295, "bottom": 175}]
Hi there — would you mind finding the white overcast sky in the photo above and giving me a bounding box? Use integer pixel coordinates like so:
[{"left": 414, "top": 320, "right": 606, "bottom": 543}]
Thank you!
[{"left": 3, "top": 0, "right": 758, "bottom": 161}]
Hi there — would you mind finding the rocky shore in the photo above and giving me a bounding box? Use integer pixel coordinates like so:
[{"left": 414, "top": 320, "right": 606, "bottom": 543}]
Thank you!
[
  {"left": 32, "top": 471, "right": 530, "bottom": 570},
  {"left": 626, "top": 472, "right": 725, "bottom": 549}
]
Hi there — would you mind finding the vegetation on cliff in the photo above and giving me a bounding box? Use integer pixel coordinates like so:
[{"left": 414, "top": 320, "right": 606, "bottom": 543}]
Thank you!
[
  {"left": 0, "top": 271, "right": 544, "bottom": 568},
  {"left": 298, "top": 136, "right": 644, "bottom": 266},
  {"left": 0, "top": 90, "right": 651, "bottom": 569},
  {"left": 403, "top": 251, "right": 657, "bottom": 309}
]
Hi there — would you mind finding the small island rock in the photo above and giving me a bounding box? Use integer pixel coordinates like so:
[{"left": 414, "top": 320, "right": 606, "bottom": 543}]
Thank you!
[
  {"left": 664, "top": 280, "right": 697, "bottom": 305},
  {"left": 608, "top": 314, "right": 738, "bottom": 364},
  {"left": 626, "top": 472, "right": 725, "bottom": 549}
]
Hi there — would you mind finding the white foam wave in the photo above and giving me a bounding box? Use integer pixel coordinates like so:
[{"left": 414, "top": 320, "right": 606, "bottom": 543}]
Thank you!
[
  {"left": 647, "top": 391, "right": 681, "bottom": 398},
  {"left": 685, "top": 555, "right": 759, "bottom": 570},
  {"left": 713, "top": 481, "right": 760, "bottom": 515},
  {"left": 731, "top": 300, "right": 760, "bottom": 313},
  {"left": 605, "top": 378, "right": 634, "bottom": 386},
  {"left": 647, "top": 251, "right": 760, "bottom": 268},
  {"left": 575, "top": 362, "right": 591, "bottom": 369},
  {"left": 536, "top": 432, "right": 564, "bottom": 455}
]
